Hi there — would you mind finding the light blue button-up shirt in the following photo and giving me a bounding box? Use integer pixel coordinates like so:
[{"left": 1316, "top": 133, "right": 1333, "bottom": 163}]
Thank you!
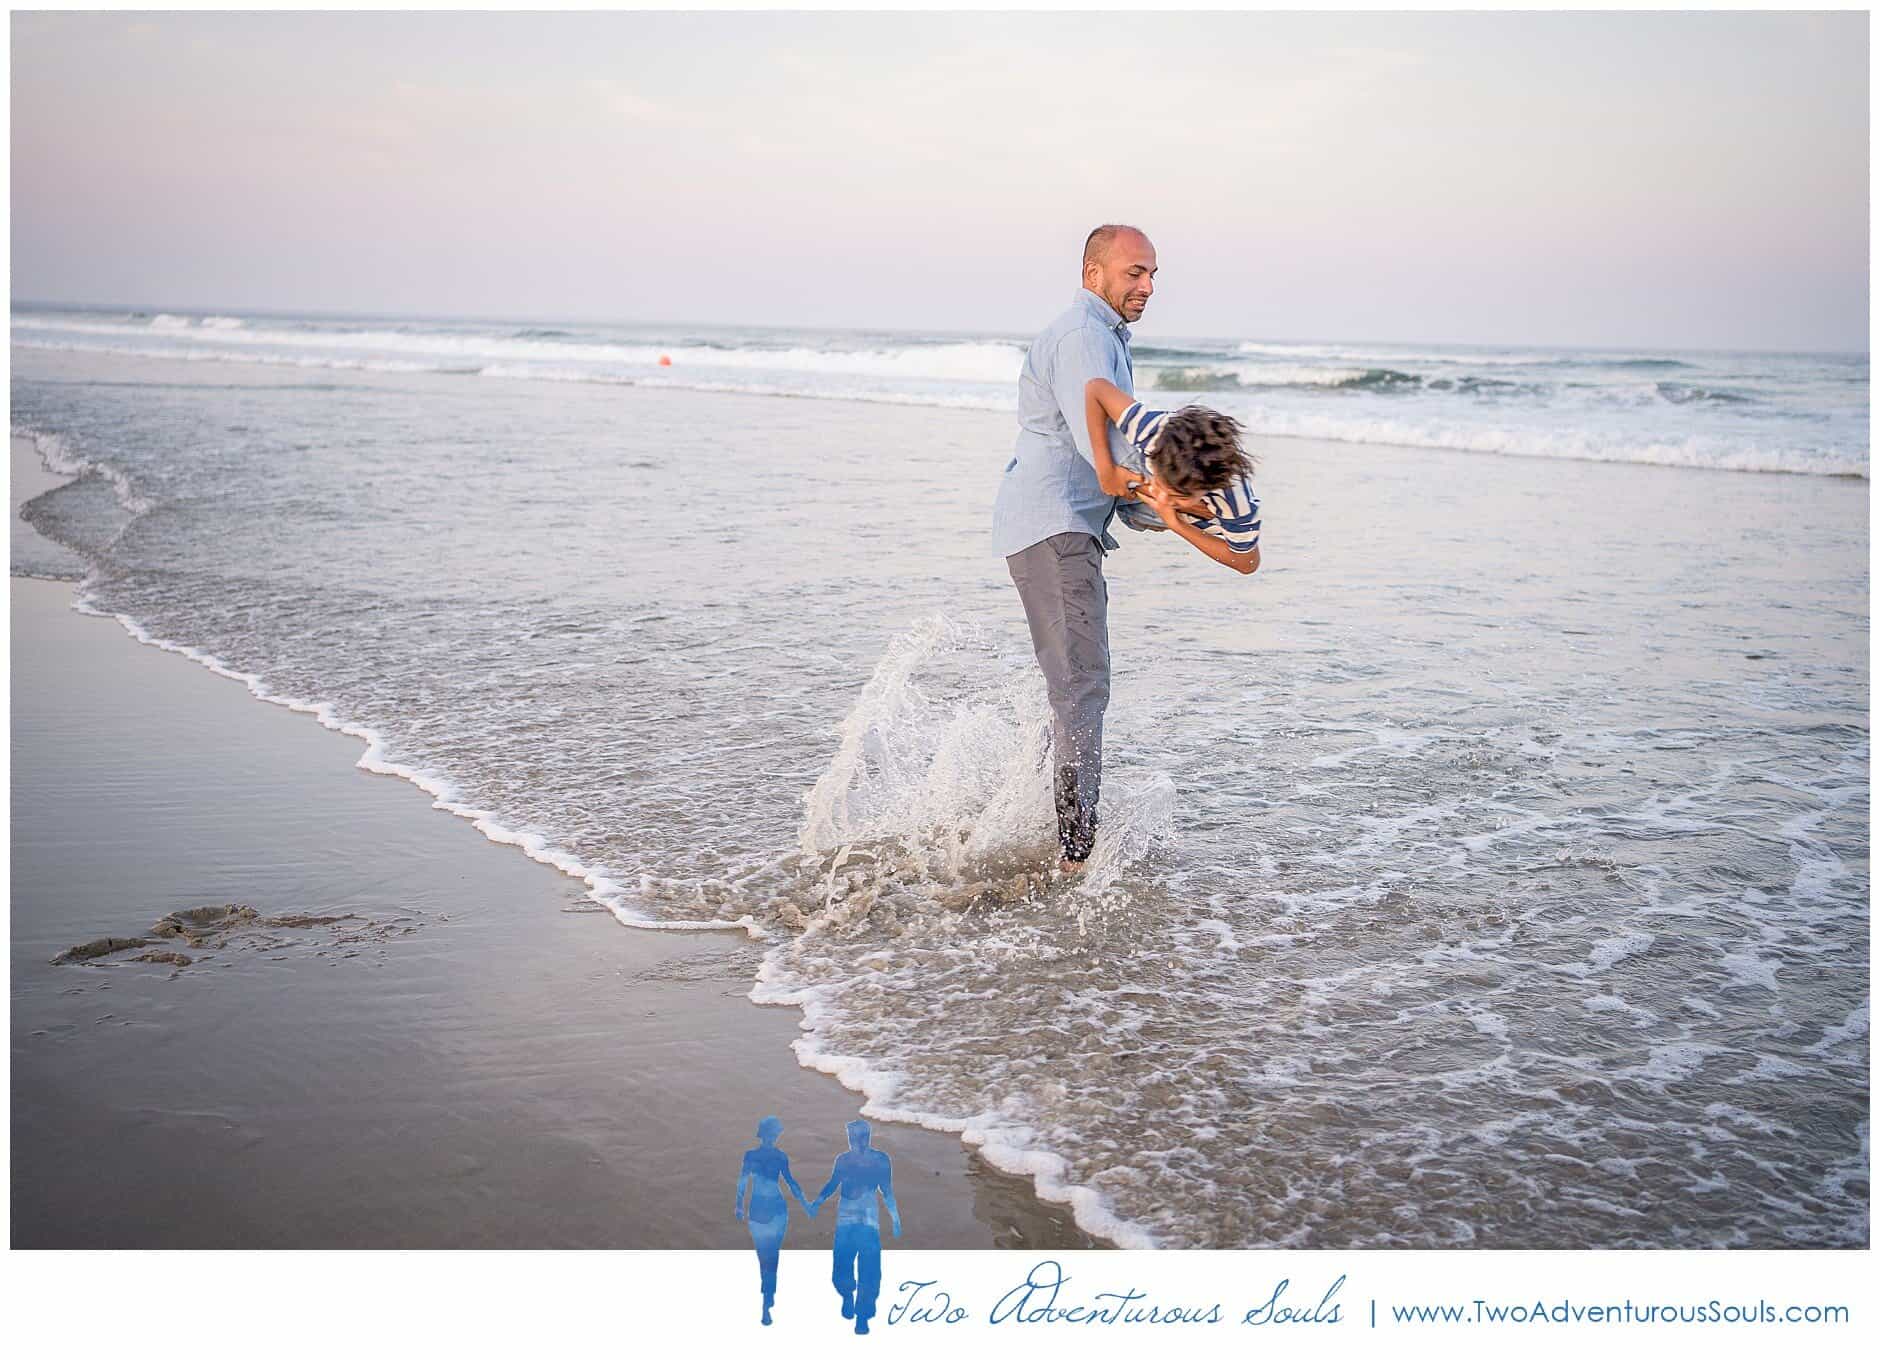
[{"left": 991, "top": 288, "right": 1137, "bottom": 558}]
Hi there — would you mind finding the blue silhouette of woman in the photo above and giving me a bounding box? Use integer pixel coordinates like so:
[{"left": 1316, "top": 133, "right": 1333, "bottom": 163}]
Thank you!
[{"left": 735, "top": 1115, "right": 815, "bottom": 1325}]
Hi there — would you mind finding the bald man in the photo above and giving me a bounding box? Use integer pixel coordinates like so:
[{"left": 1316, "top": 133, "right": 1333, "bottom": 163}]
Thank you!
[{"left": 991, "top": 225, "right": 1157, "bottom": 871}]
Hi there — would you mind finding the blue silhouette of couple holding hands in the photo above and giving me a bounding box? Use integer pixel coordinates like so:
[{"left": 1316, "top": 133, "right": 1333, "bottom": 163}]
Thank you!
[{"left": 734, "top": 1116, "right": 902, "bottom": 1332}]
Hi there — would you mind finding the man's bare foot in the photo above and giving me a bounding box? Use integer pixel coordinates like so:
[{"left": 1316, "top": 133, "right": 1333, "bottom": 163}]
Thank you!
[{"left": 1058, "top": 857, "right": 1087, "bottom": 875}]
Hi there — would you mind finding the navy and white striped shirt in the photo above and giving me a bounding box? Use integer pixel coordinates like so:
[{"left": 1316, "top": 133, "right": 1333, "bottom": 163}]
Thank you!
[{"left": 1111, "top": 402, "right": 1262, "bottom": 554}]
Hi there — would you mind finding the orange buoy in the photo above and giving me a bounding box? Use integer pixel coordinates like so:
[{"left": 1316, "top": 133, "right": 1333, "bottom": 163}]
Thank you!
[{"left": 658, "top": 354, "right": 672, "bottom": 367}]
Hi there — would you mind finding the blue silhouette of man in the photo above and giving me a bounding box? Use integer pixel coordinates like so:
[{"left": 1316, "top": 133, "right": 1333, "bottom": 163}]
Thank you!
[{"left": 810, "top": 1120, "right": 902, "bottom": 1335}]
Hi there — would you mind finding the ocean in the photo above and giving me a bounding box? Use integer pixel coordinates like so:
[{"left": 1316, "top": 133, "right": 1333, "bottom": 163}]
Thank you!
[
  {"left": 12, "top": 304, "right": 1869, "bottom": 478},
  {"left": 10, "top": 304, "right": 1870, "bottom": 1247}
]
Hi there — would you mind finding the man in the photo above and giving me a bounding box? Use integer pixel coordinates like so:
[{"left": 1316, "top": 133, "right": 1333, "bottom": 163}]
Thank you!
[
  {"left": 991, "top": 224, "right": 1157, "bottom": 872},
  {"left": 809, "top": 1119, "right": 902, "bottom": 1336}
]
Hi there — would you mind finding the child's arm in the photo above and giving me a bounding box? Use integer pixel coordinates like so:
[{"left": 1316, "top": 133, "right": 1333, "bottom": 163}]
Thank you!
[
  {"left": 1083, "top": 377, "right": 1144, "bottom": 498},
  {"left": 1138, "top": 483, "right": 1262, "bottom": 576}
]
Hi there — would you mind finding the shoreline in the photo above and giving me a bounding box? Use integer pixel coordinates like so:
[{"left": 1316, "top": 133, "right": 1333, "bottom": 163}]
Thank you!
[{"left": 10, "top": 435, "right": 1099, "bottom": 1249}]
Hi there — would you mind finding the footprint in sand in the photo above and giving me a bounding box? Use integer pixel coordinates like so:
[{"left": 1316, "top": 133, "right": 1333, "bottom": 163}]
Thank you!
[{"left": 52, "top": 903, "right": 420, "bottom": 972}]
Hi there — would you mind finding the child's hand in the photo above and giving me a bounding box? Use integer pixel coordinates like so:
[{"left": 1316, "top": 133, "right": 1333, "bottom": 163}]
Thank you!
[
  {"left": 1140, "top": 480, "right": 1208, "bottom": 525},
  {"left": 1137, "top": 480, "right": 1185, "bottom": 527}
]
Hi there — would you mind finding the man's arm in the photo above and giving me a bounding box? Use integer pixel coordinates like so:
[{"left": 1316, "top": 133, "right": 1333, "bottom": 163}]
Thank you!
[
  {"left": 876, "top": 1156, "right": 902, "bottom": 1238},
  {"left": 810, "top": 1162, "right": 841, "bottom": 1211},
  {"left": 1051, "top": 326, "right": 1129, "bottom": 473},
  {"left": 1083, "top": 378, "right": 1144, "bottom": 498},
  {"left": 734, "top": 1162, "right": 751, "bottom": 1220}
]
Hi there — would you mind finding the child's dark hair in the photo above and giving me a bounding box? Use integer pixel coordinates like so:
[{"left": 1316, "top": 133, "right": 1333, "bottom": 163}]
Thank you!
[{"left": 1153, "top": 406, "right": 1254, "bottom": 496}]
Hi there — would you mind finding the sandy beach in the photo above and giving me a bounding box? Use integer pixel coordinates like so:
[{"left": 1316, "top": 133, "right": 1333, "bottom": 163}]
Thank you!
[{"left": 10, "top": 440, "right": 1092, "bottom": 1249}]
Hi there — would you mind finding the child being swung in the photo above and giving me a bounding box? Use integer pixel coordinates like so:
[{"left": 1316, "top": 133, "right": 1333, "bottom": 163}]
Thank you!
[{"left": 1083, "top": 378, "right": 1262, "bottom": 575}]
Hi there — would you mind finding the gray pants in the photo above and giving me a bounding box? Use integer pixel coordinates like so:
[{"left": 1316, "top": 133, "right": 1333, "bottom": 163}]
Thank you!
[{"left": 1006, "top": 532, "right": 1110, "bottom": 861}]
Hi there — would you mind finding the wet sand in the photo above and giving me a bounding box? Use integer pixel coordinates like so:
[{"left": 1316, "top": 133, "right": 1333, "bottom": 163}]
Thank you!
[{"left": 10, "top": 441, "right": 1093, "bottom": 1249}]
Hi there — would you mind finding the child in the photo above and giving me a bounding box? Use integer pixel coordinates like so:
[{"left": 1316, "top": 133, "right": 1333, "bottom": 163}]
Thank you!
[{"left": 1084, "top": 377, "right": 1262, "bottom": 575}]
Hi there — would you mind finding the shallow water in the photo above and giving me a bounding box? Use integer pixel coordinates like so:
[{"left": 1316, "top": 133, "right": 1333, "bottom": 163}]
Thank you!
[{"left": 12, "top": 336, "right": 1869, "bottom": 1247}]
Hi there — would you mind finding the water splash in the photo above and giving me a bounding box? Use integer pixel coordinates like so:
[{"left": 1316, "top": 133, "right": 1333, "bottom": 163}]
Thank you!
[{"left": 788, "top": 615, "right": 1175, "bottom": 930}]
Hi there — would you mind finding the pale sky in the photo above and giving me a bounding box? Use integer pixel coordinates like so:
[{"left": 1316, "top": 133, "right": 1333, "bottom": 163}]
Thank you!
[{"left": 9, "top": 9, "right": 1870, "bottom": 350}]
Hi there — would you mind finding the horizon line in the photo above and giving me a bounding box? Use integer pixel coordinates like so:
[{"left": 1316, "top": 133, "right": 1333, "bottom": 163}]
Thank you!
[{"left": 9, "top": 297, "right": 1871, "bottom": 360}]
